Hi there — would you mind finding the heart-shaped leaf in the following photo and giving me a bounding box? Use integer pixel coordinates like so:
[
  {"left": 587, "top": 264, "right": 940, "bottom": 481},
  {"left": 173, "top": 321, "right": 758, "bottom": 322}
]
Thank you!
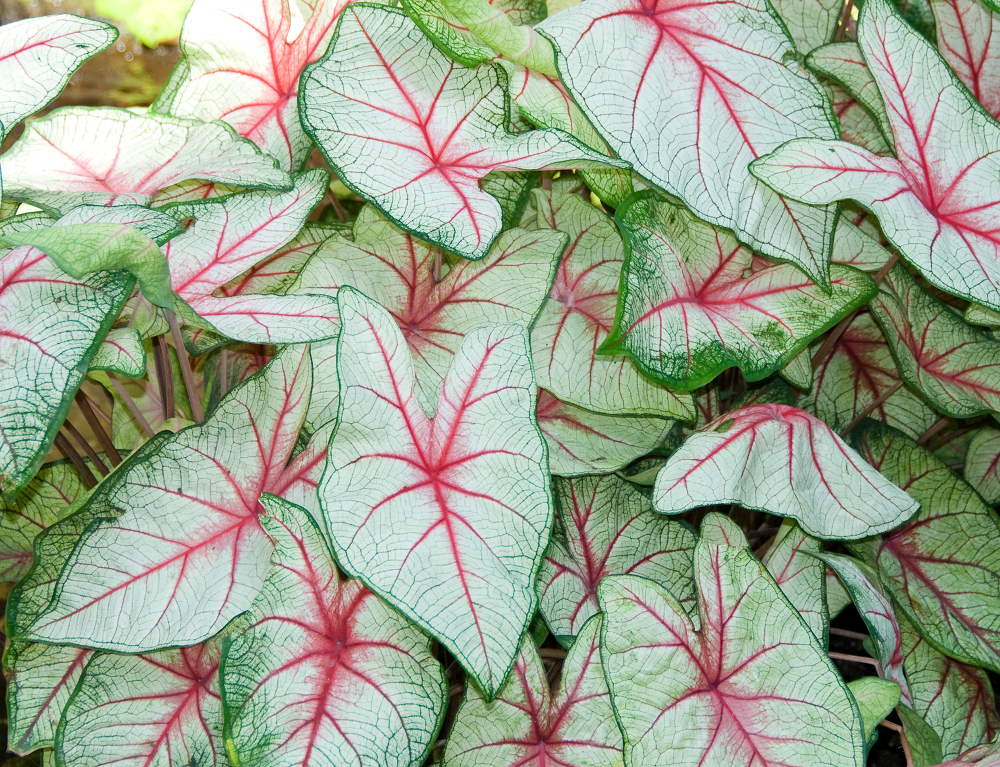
[
  {"left": 931, "top": 0, "right": 1000, "bottom": 119},
  {"left": 157, "top": 0, "right": 355, "bottom": 170},
  {"left": 445, "top": 615, "right": 623, "bottom": 767},
  {"left": 599, "top": 192, "right": 876, "bottom": 391},
  {"left": 850, "top": 419, "right": 1000, "bottom": 674},
  {"left": 295, "top": 205, "right": 565, "bottom": 415},
  {"left": 652, "top": 403, "right": 918, "bottom": 539},
  {"left": 537, "top": 474, "right": 695, "bottom": 644},
  {"left": 525, "top": 189, "right": 693, "bottom": 420},
  {"left": 870, "top": 265, "right": 1000, "bottom": 419},
  {"left": 1, "top": 108, "right": 291, "bottom": 215},
  {"left": 900, "top": 612, "right": 1000, "bottom": 759},
  {"left": 598, "top": 516, "right": 866, "bottom": 767},
  {"left": 89, "top": 328, "right": 146, "bottom": 377},
  {"left": 56, "top": 641, "right": 223, "bottom": 766},
  {"left": 24, "top": 344, "right": 329, "bottom": 652},
  {"left": 222, "top": 495, "right": 447, "bottom": 767},
  {"left": 537, "top": 389, "right": 674, "bottom": 476},
  {"left": 299, "top": 4, "right": 628, "bottom": 261},
  {"left": 761, "top": 519, "right": 827, "bottom": 645},
  {"left": 965, "top": 429, "right": 1000, "bottom": 504},
  {"left": 752, "top": 0, "right": 1000, "bottom": 312},
  {"left": 536, "top": 0, "right": 840, "bottom": 284},
  {"left": 319, "top": 288, "right": 551, "bottom": 697}
]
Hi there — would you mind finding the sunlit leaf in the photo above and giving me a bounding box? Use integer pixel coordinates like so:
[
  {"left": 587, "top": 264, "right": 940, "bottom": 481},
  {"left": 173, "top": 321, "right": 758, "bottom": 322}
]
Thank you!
[
  {"left": 319, "top": 288, "right": 551, "bottom": 696},
  {"left": 850, "top": 420, "right": 1000, "bottom": 674},
  {"left": 24, "top": 345, "right": 328, "bottom": 652},
  {"left": 446, "top": 615, "right": 623, "bottom": 767},
  {"left": 599, "top": 192, "right": 875, "bottom": 391},
  {"left": 966, "top": 429, "right": 1000, "bottom": 504},
  {"left": 752, "top": 0, "right": 1000, "bottom": 312},
  {"left": 537, "top": 474, "right": 695, "bottom": 644},
  {"left": 931, "top": 0, "right": 1000, "bottom": 120},
  {"left": 761, "top": 519, "right": 827, "bottom": 645},
  {"left": 598, "top": 516, "right": 866, "bottom": 767},
  {"left": 222, "top": 495, "right": 446, "bottom": 767},
  {"left": 1, "top": 108, "right": 291, "bottom": 215},
  {"left": 56, "top": 641, "right": 223, "bottom": 766},
  {"left": 299, "top": 5, "right": 628, "bottom": 260},
  {"left": 88, "top": 328, "right": 146, "bottom": 378},
  {"left": 653, "top": 403, "right": 918, "bottom": 539},
  {"left": 536, "top": 0, "right": 841, "bottom": 284}
]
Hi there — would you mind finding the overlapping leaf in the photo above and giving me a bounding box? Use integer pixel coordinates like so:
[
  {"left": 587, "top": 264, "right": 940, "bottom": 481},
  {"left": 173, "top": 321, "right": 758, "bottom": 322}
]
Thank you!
[
  {"left": 850, "top": 420, "right": 1000, "bottom": 674},
  {"left": 446, "top": 616, "right": 623, "bottom": 767},
  {"left": 653, "top": 403, "right": 918, "bottom": 539},
  {"left": 56, "top": 641, "right": 223, "bottom": 766},
  {"left": 965, "top": 429, "right": 1000, "bottom": 504},
  {"left": 769, "top": 0, "right": 840, "bottom": 52},
  {"left": 850, "top": 678, "right": 902, "bottom": 752},
  {"left": 537, "top": 474, "right": 695, "bottom": 643},
  {"left": 319, "top": 288, "right": 551, "bottom": 696},
  {"left": 295, "top": 205, "right": 565, "bottom": 415},
  {"left": 752, "top": 0, "right": 1000, "bottom": 311},
  {"left": 761, "top": 519, "right": 827, "bottom": 644},
  {"left": 599, "top": 192, "right": 875, "bottom": 391},
  {"left": 525, "top": 189, "right": 693, "bottom": 419},
  {"left": 222, "top": 495, "right": 446, "bottom": 767},
  {"left": 598, "top": 517, "right": 865, "bottom": 767},
  {"left": 299, "top": 5, "right": 628, "bottom": 260},
  {"left": 89, "top": 328, "right": 146, "bottom": 377},
  {"left": 807, "top": 42, "right": 891, "bottom": 143},
  {"left": 536, "top": 0, "right": 841, "bottom": 284},
  {"left": 24, "top": 345, "right": 329, "bottom": 652},
  {"left": 931, "top": 0, "right": 1000, "bottom": 120}
]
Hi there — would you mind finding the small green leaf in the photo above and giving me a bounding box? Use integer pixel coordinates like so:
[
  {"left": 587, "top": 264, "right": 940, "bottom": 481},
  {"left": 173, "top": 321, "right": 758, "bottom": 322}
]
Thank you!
[
  {"left": 848, "top": 677, "right": 901, "bottom": 752},
  {"left": 88, "top": 328, "right": 146, "bottom": 378},
  {"left": 898, "top": 705, "right": 946, "bottom": 767}
]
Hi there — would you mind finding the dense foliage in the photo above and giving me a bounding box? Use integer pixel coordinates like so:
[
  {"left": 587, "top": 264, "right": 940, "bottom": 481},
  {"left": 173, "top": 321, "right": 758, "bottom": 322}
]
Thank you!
[{"left": 1, "top": 0, "right": 1000, "bottom": 764}]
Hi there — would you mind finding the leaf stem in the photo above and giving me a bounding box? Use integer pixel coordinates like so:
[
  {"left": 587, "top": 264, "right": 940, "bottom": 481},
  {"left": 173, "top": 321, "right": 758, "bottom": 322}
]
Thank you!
[
  {"left": 53, "top": 431, "right": 98, "bottom": 489},
  {"left": 152, "top": 334, "right": 174, "bottom": 421},
  {"left": 917, "top": 416, "right": 950, "bottom": 446},
  {"left": 328, "top": 190, "right": 348, "bottom": 223},
  {"left": 841, "top": 380, "right": 903, "bottom": 438},
  {"left": 62, "top": 420, "right": 108, "bottom": 477},
  {"left": 829, "top": 627, "right": 869, "bottom": 641},
  {"left": 75, "top": 390, "right": 122, "bottom": 467},
  {"left": 539, "top": 648, "right": 567, "bottom": 659},
  {"left": 166, "top": 309, "right": 205, "bottom": 423},
  {"left": 828, "top": 651, "right": 880, "bottom": 667},
  {"left": 220, "top": 347, "right": 230, "bottom": 398},
  {"left": 835, "top": 0, "right": 856, "bottom": 41},
  {"left": 109, "top": 374, "right": 156, "bottom": 440},
  {"left": 432, "top": 247, "right": 442, "bottom": 283},
  {"left": 541, "top": 171, "right": 552, "bottom": 192}
]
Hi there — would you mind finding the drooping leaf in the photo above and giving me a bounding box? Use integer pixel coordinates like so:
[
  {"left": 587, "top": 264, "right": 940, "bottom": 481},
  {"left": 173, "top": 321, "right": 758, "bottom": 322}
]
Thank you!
[
  {"left": 597, "top": 517, "right": 866, "bottom": 767},
  {"left": 88, "top": 328, "right": 147, "bottom": 377},
  {"left": 931, "top": 0, "right": 1000, "bottom": 120},
  {"left": 751, "top": 0, "right": 1000, "bottom": 312},
  {"left": 900, "top": 612, "right": 1000, "bottom": 759},
  {"left": 848, "top": 677, "right": 902, "bottom": 752},
  {"left": 319, "top": 288, "right": 551, "bottom": 696},
  {"left": 537, "top": 389, "right": 674, "bottom": 476},
  {"left": 156, "top": 0, "right": 356, "bottom": 170},
  {"left": 24, "top": 345, "right": 329, "bottom": 652},
  {"left": 537, "top": 474, "right": 695, "bottom": 644},
  {"left": 599, "top": 192, "right": 875, "bottom": 391},
  {"left": 55, "top": 640, "right": 223, "bottom": 767},
  {"left": 807, "top": 312, "right": 937, "bottom": 439},
  {"left": 446, "top": 615, "right": 623, "bottom": 767},
  {"left": 525, "top": 189, "right": 693, "bottom": 420},
  {"left": 1, "top": 108, "right": 291, "bottom": 216},
  {"left": 653, "top": 403, "right": 919, "bottom": 540},
  {"left": 761, "top": 519, "right": 827, "bottom": 645},
  {"left": 295, "top": 205, "right": 565, "bottom": 415},
  {"left": 299, "top": 4, "right": 628, "bottom": 261},
  {"left": 965, "top": 429, "right": 1000, "bottom": 504},
  {"left": 850, "top": 419, "right": 1000, "bottom": 674},
  {"left": 898, "top": 705, "right": 946, "bottom": 767},
  {"left": 870, "top": 265, "right": 1000, "bottom": 419},
  {"left": 222, "top": 495, "right": 446, "bottom": 767},
  {"left": 536, "top": 0, "right": 841, "bottom": 285}
]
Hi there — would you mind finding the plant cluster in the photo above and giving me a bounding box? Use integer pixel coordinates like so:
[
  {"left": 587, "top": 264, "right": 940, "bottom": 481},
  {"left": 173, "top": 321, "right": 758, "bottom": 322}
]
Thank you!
[{"left": 1, "top": 0, "right": 1000, "bottom": 764}]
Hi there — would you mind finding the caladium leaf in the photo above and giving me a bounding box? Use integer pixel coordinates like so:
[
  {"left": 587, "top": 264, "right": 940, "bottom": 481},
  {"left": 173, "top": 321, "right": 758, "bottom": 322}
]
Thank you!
[
  {"left": 299, "top": 4, "right": 628, "bottom": 261},
  {"left": 807, "top": 43, "right": 892, "bottom": 143},
  {"left": 752, "top": 0, "right": 1000, "bottom": 313},
  {"left": 652, "top": 403, "right": 918, "bottom": 540},
  {"left": 525, "top": 189, "right": 693, "bottom": 420},
  {"left": 870, "top": 265, "right": 1000, "bottom": 419},
  {"left": 156, "top": 0, "right": 355, "bottom": 170},
  {"left": 295, "top": 205, "right": 565, "bottom": 415},
  {"left": 827, "top": 82, "right": 894, "bottom": 156},
  {"left": 761, "top": 519, "right": 827, "bottom": 645},
  {"left": 56, "top": 640, "right": 223, "bottom": 767},
  {"left": 319, "top": 288, "right": 551, "bottom": 697},
  {"left": 537, "top": 474, "right": 695, "bottom": 644},
  {"left": 899, "top": 706, "right": 946, "bottom": 767},
  {"left": 965, "top": 429, "right": 1000, "bottom": 504},
  {"left": 0, "top": 15, "right": 116, "bottom": 142},
  {"left": 1, "top": 108, "right": 291, "bottom": 215},
  {"left": 537, "top": 390, "right": 674, "bottom": 476},
  {"left": 445, "top": 615, "right": 623, "bottom": 767},
  {"left": 536, "top": 0, "right": 841, "bottom": 285},
  {"left": 814, "top": 552, "right": 913, "bottom": 706},
  {"left": 597, "top": 519, "right": 866, "bottom": 767},
  {"left": 24, "top": 344, "right": 329, "bottom": 652},
  {"left": 88, "top": 328, "right": 146, "bottom": 377},
  {"left": 769, "top": 0, "right": 840, "bottom": 52},
  {"left": 599, "top": 192, "right": 875, "bottom": 391},
  {"left": 850, "top": 420, "right": 1000, "bottom": 674},
  {"left": 222, "top": 495, "right": 446, "bottom": 767},
  {"left": 901, "top": 612, "right": 1000, "bottom": 759},
  {"left": 808, "top": 312, "right": 937, "bottom": 440},
  {"left": 932, "top": 0, "right": 1000, "bottom": 120}
]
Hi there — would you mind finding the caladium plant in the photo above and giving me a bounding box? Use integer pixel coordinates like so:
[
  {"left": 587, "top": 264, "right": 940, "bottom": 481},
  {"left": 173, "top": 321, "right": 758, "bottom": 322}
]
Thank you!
[{"left": 7, "top": 0, "right": 1000, "bottom": 762}]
